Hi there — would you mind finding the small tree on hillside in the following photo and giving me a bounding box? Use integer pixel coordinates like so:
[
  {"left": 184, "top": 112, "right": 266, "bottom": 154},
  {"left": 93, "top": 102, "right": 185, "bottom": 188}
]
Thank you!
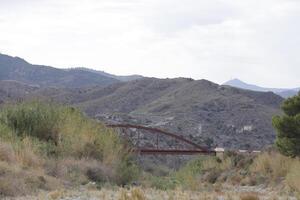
[{"left": 272, "top": 92, "right": 300, "bottom": 157}]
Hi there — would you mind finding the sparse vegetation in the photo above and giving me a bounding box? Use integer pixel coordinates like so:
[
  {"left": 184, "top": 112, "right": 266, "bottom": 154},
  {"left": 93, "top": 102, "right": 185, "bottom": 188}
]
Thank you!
[
  {"left": 286, "top": 160, "right": 300, "bottom": 194},
  {"left": 0, "top": 102, "right": 139, "bottom": 197},
  {"left": 138, "top": 150, "right": 300, "bottom": 197},
  {"left": 250, "top": 151, "right": 293, "bottom": 180},
  {"left": 9, "top": 187, "right": 295, "bottom": 200},
  {"left": 0, "top": 102, "right": 300, "bottom": 199}
]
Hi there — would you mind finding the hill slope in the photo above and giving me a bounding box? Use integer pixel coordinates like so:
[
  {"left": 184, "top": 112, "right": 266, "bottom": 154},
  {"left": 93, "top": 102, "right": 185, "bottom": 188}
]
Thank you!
[
  {"left": 0, "top": 80, "right": 39, "bottom": 103},
  {"left": 224, "top": 79, "right": 299, "bottom": 98},
  {"left": 0, "top": 54, "right": 285, "bottom": 150},
  {"left": 0, "top": 53, "right": 120, "bottom": 88},
  {"left": 75, "top": 67, "right": 144, "bottom": 82},
  {"left": 32, "top": 78, "right": 283, "bottom": 150}
]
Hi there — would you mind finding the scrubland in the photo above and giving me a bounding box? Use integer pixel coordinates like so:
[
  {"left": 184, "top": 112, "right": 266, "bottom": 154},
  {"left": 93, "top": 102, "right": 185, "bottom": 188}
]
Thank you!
[
  {"left": 0, "top": 102, "right": 138, "bottom": 197},
  {"left": 0, "top": 102, "right": 299, "bottom": 199}
]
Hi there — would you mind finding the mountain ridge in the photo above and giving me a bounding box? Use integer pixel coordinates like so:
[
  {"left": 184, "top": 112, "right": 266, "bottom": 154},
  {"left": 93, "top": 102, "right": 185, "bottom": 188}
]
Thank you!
[
  {"left": 224, "top": 78, "right": 299, "bottom": 98},
  {"left": 0, "top": 53, "right": 141, "bottom": 88},
  {"left": 26, "top": 77, "right": 284, "bottom": 150},
  {"left": 74, "top": 67, "right": 144, "bottom": 82},
  {"left": 0, "top": 53, "right": 286, "bottom": 150}
]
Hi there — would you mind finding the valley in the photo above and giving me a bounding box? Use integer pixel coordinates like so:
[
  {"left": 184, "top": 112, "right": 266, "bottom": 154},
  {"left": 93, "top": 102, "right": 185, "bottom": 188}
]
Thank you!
[
  {"left": 0, "top": 54, "right": 284, "bottom": 151},
  {"left": 0, "top": 53, "right": 299, "bottom": 199}
]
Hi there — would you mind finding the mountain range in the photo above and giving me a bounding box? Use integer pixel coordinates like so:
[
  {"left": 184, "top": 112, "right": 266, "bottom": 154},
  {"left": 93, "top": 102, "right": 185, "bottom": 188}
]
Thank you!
[
  {"left": 0, "top": 53, "right": 142, "bottom": 88},
  {"left": 224, "top": 79, "right": 299, "bottom": 98},
  {"left": 0, "top": 53, "right": 287, "bottom": 150}
]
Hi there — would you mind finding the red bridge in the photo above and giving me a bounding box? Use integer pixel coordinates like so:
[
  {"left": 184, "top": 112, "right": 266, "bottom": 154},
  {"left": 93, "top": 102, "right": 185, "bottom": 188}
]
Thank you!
[{"left": 107, "top": 124, "right": 216, "bottom": 155}]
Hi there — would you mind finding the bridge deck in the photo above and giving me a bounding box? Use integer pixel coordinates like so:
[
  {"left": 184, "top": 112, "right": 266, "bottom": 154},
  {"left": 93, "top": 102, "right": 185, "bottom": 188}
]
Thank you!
[
  {"left": 107, "top": 123, "right": 216, "bottom": 156},
  {"left": 135, "top": 149, "right": 216, "bottom": 155}
]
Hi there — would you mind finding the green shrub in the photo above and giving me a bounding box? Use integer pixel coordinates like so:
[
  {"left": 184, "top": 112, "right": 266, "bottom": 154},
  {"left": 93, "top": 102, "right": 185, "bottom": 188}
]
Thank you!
[
  {"left": 0, "top": 101, "right": 140, "bottom": 196},
  {"left": 273, "top": 92, "right": 300, "bottom": 157},
  {"left": 147, "top": 176, "right": 178, "bottom": 190},
  {"left": 0, "top": 102, "right": 131, "bottom": 162},
  {"left": 116, "top": 156, "right": 140, "bottom": 185},
  {"left": 0, "top": 123, "right": 14, "bottom": 141},
  {"left": 0, "top": 102, "right": 62, "bottom": 143}
]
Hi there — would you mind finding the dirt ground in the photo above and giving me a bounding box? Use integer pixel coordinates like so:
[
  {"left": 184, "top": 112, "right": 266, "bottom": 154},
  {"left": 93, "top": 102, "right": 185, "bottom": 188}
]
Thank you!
[{"left": 5, "top": 185, "right": 298, "bottom": 200}]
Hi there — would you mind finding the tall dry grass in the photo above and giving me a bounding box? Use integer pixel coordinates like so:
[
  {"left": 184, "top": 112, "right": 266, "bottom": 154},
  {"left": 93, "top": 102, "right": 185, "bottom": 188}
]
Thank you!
[
  {"left": 286, "top": 160, "right": 300, "bottom": 194},
  {"left": 1, "top": 102, "right": 300, "bottom": 198},
  {"left": 0, "top": 102, "right": 139, "bottom": 197},
  {"left": 158, "top": 150, "right": 300, "bottom": 195},
  {"left": 251, "top": 151, "right": 294, "bottom": 179},
  {"left": 0, "top": 141, "right": 16, "bottom": 163},
  {"left": 119, "top": 188, "right": 146, "bottom": 200}
]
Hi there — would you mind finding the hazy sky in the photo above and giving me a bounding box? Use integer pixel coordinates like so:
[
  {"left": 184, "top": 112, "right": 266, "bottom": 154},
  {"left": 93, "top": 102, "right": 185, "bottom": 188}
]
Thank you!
[{"left": 0, "top": 0, "right": 300, "bottom": 88}]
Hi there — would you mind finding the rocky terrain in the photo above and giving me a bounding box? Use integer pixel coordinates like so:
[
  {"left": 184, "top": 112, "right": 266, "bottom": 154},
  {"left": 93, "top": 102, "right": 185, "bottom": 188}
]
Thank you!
[
  {"left": 0, "top": 80, "right": 39, "bottom": 103},
  {"left": 21, "top": 78, "right": 283, "bottom": 150},
  {"left": 0, "top": 54, "right": 284, "bottom": 150}
]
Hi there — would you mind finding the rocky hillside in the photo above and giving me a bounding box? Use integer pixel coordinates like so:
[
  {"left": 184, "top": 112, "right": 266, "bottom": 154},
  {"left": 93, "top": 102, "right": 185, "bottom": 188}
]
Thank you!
[
  {"left": 0, "top": 53, "right": 285, "bottom": 150},
  {"left": 29, "top": 78, "right": 284, "bottom": 150},
  {"left": 0, "top": 80, "right": 39, "bottom": 103}
]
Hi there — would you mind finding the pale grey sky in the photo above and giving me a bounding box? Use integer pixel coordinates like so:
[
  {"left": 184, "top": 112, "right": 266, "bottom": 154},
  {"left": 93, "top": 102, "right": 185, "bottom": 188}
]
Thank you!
[{"left": 0, "top": 0, "right": 300, "bottom": 88}]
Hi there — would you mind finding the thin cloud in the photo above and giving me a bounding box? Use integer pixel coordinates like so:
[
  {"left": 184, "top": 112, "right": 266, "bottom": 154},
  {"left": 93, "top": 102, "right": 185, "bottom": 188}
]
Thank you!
[{"left": 0, "top": 0, "right": 299, "bottom": 88}]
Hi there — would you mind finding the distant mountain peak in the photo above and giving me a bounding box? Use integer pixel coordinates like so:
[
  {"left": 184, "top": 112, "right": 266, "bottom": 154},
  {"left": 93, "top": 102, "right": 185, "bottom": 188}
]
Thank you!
[
  {"left": 223, "top": 78, "right": 299, "bottom": 98},
  {"left": 227, "top": 78, "right": 243, "bottom": 82}
]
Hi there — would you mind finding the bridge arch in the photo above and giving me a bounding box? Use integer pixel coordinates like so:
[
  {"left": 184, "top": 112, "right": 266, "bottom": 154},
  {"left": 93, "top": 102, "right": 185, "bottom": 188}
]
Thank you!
[{"left": 107, "top": 124, "right": 216, "bottom": 155}]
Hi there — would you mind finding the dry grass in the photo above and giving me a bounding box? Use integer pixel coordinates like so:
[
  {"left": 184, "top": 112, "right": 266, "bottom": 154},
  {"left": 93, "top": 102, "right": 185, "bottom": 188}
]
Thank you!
[
  {"left": 0, "top": 160, "right": 61, "bottom": 197},
  {"left": 286, "top": 160, "right": 300, "bottom": 194},
  {"left": 0, "top": 102, "right": 139, "bottom": 197},
  {"left": 202, "top": 157, "right": 232, "bottom": 171},
  {"left": 0, "top": 102, "right": 300, "bottom": 198},
  {"left": 251, "top": 152, "right": 293, "bottom": 179},
  {"left": 240, "top": 192, "right": 260, "bottom": 200},
  {"left": 9, "top": 186, "right": 295, "bottom": 200},
  {"left": 173, "top": 155, "right": 238, "bottom": 189},
  {"left": 119, "top": 188, "right": 146, "bottom": 200},
  {"left": 0, "top": 141, "right": 16, "bottom": 163},
  {"left": 250, "top": 151, "right": 300, "bottom": 196},
  {"left": 47, "top": 190, "right": 66, "bottom": 200},
  {"left": 14, "top": 137, "right": 43, "bottom": 169}
]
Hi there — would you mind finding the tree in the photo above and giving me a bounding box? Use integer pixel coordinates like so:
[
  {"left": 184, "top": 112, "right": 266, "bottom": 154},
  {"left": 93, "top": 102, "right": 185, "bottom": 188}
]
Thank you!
[{"left": 273, "top": 92, "right": 300, "bottom": 157}]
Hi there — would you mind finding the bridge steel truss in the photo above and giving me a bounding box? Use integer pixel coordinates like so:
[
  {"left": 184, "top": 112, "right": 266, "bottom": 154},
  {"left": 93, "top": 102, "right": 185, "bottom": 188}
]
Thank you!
[{"left": 107, "top": 124, "right": 216, "bottom": 156}]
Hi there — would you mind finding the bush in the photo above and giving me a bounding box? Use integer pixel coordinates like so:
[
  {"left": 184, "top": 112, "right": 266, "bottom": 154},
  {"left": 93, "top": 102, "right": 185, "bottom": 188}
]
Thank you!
[
  {"left": 251, "top": 151, "right": 293, "bottom": 179},
  {"left": 0, "top": 160, "right": 60, "bottom": 197},
  {"left": 0, "top": 102, "right": 133, "bottom": 163},
  {"left": 116, "top": 156, "right": 140, "bottom": 185},
  {"left": 0, "top": 102, "right": 61, "bottom": 143},
  {"left": 286, "top": 160, "right": 300, "bottom": 194},
  {"left": 0, "top": 102, "right": 139, "bottom": 196},
  {"left": 147, "top": 176, "right": 178, "bottom": 190},
  {"left": 0, "top": 141, "right": 16, "bottom": 163},
  {"left": 273, "top": 92, "right": 300, "bottom": 157}
]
